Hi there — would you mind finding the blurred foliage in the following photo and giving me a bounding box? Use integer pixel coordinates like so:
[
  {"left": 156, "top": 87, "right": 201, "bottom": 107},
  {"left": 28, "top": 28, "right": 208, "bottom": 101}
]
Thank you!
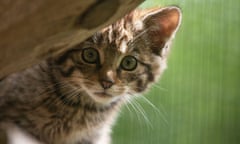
[{"left": 113, "top": 0, "right": 240, "bottom": 144}]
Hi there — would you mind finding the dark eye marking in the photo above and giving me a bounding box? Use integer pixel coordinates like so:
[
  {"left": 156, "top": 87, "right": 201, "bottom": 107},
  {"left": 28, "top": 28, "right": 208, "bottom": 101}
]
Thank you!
[{"left": 138, "top": 61, "right": 154, "bottom": 82}]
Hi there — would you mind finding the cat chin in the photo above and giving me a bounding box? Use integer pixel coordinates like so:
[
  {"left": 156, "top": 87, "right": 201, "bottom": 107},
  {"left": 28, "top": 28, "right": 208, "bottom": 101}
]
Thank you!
[
  {"left": 91, "top": 91, "right": 123, "bottom": 104},
  {"left": 90, "top": 94, "right": 121, "bottom": 105},
  {"left": 81, "top": 84, "right": 122, "bottom": 105}
]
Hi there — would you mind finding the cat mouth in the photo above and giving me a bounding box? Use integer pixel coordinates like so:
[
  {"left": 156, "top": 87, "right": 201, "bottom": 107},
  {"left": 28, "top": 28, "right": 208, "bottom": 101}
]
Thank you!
[{"left": 94, "top": 92, "right": 112, "bottom": 98}]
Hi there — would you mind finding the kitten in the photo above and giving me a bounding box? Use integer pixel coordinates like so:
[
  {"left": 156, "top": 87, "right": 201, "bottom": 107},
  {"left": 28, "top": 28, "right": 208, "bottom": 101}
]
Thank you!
[{"left": 0, "top": 6, "right": 182, "bottom": 144}]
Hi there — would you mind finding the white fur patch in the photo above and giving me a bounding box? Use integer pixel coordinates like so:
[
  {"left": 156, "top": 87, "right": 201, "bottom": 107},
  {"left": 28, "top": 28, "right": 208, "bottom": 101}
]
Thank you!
[
  {"left": 7, "top": 126, "right": 42, "bottom": 144},
  {"left": 107, "top": 70, "right": 114, "bottom": 79},
  {"left": 134, "top": 20, "right": 144, "bottom": 31},
  {"left": 119, "top": 40, "right": 127, "bottom": 53}
]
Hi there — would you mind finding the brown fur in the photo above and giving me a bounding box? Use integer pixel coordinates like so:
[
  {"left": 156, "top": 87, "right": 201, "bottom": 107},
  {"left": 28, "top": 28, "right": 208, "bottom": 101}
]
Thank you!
[{"left": 0, "top": 6, "right": 181, "bottom": 144}]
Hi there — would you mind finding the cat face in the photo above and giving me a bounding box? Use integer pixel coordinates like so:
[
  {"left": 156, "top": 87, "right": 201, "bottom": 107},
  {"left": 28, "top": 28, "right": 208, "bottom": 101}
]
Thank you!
[{"left": 55, "top": 6, "right": 182, "bottom": 104}]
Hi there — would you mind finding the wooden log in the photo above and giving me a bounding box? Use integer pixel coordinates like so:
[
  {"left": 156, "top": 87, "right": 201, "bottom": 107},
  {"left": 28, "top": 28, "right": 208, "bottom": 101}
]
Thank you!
[{"left": 0, "top": 0, "right": 144, "bottom": 78}]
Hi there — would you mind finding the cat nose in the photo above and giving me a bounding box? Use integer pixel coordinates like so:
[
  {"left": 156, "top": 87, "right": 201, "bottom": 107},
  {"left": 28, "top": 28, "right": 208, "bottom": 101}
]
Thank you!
[{"left": 100, "top": 79, "right": 114, "bottom": 89}]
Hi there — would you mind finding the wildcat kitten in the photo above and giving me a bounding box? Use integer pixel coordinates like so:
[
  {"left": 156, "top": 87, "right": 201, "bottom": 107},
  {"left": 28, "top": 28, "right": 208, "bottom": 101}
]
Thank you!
[{"left": 0, "top": 6, "right": 182, "bottom": 144}]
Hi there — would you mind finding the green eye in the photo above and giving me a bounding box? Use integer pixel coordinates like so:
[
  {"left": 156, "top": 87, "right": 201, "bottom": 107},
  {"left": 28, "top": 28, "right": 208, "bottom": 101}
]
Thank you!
[
  {"left": 82, "top": 48, "right": 99, "bottom": 63},
  {"left": 120, "top": 56, "right": 138, "bottom": 71}
]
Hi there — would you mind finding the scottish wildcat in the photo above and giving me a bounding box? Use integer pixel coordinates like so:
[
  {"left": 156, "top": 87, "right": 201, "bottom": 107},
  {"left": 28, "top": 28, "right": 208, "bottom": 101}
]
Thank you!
[{"left": 0, "top": 6, "right": 182, "bottom": 144}]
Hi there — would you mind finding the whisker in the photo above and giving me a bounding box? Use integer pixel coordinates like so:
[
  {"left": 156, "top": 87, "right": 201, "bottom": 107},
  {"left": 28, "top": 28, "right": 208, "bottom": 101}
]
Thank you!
[
  {"left": 67, "top": 88, "right": 82, "bottom": 107},
  {"left": 130, "top": 96, "right": 153, "bottom": 129},
  {"left": 140, "top": 95, "right": 169, "bottom": 126},
  {"left": 126, "top": 92, "right": 152, "bottom": 129},
  {"left": 54, "top": 82, "right": 81, "bottom": 106},
  {"left": 126, "top": 96, "right": 142, "bottom": 124},
  {"left": 39, "top": 82, "right": 71, "bottom": 98},
  {"left": 123, "top": 95, "right": 135, "bottom": 118},
  {"left": 151, "top": 84, "right": 168, "bottom": 92},
  {"left": 39, "top": 80, "right": 80, "bottom": 110}
]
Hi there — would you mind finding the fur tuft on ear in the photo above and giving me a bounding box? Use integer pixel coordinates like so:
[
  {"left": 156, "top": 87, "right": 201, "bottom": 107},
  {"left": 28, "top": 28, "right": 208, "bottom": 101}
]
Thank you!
[{"left": 142, "top": 6, "right": 182, "bottom": 55}]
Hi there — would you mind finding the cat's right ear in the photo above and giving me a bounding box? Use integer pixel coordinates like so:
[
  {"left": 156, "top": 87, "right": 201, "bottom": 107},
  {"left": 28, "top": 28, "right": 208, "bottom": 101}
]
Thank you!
[{"left": 142, "top": 6, "right": 182, "bottom": 55}]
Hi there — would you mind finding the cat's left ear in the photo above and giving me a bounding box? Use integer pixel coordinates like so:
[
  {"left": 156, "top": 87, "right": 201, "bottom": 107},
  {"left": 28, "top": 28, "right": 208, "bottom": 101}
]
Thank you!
[{"left": 142, "top": 6, "right": 182, "bottom": 55}]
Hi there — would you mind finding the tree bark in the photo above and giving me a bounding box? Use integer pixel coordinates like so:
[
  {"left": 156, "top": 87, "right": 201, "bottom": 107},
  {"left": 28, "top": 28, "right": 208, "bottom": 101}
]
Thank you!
[{"left": 0, "top": 0, "right": 144, "bottom": 78}]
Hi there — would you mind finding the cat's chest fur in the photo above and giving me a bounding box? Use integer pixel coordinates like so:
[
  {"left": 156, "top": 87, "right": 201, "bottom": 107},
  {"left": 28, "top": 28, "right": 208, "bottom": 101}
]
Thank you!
[
  {"left": 44, "top": 107, "right": 117, "bottom": 144},
  {"left": 41, "top": 100, "right": 118, "bottom": 144},
  {"left": 34, "top": 103, "right": 117, "bottom": 144}
]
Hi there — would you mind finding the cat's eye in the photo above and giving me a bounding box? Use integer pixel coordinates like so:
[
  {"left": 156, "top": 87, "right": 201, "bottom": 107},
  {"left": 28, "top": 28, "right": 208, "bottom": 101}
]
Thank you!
[
  {"left": 120, "top": 56, "right": 138, "bottom": 71},
  {"left": 82, "top": 48, "right": 99, "bottom": 64}
]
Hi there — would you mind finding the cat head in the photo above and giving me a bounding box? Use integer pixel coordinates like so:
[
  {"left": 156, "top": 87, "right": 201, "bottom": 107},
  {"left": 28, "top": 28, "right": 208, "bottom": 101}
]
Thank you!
[{"left": 54, "top": 6, "right": 182, "bottom": 105}]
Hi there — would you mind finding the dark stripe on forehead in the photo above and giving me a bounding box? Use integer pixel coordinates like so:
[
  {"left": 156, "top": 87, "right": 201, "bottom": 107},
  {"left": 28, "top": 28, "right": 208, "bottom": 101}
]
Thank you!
[
  {"left": 111, "top": 28, "right": 118, "bottom": 41},
  {"left": 119, "top": 35, "right": 128, "bottom": 43},
  {"left": 123, "top": 11, "right": 134, "bottom": 28},
  {"left": 111, "top": 22, "right": 125, "bottom": 39}
]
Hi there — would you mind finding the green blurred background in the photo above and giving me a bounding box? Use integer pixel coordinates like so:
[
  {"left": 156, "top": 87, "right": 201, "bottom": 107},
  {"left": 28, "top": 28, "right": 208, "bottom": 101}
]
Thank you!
[{"left": 113, "top": 0, "right": 240, "bottom": 144}]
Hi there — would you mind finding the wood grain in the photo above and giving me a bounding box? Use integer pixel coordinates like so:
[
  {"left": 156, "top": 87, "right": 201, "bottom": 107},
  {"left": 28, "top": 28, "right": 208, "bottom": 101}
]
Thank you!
[{"left": 0, "top": 0, "right": 144, "bottom": 78}]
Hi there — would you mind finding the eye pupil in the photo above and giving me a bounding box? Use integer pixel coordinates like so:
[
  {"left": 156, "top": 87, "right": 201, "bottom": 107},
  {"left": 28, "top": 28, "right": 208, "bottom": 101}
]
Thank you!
[
  {"left": 87, "top": 52, "right": 94, "bottom": 57},
  {"left": 126, "top": 60, "right": 131, "bottom": 65},
  {"left": 121, "top": 56, "right": 137, "bottom": 71},
  {"left": 82, "top": 48, "right": 99, "bottom": 63}
]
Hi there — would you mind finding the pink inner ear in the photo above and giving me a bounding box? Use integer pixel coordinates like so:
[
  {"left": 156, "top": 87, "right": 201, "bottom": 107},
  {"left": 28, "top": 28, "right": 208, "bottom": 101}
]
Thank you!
[
  {"left": 156, "top": 8, "right": 181, "bottom": 37},
  {"left": 143, "top": 7, "right": 181, "bottom": 49}
]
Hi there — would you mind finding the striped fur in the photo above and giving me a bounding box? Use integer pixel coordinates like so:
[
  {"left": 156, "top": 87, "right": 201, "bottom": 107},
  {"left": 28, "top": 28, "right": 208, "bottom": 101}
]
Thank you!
[{"left": 0, "top": 6, "right": 181, "bottom": 144}]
